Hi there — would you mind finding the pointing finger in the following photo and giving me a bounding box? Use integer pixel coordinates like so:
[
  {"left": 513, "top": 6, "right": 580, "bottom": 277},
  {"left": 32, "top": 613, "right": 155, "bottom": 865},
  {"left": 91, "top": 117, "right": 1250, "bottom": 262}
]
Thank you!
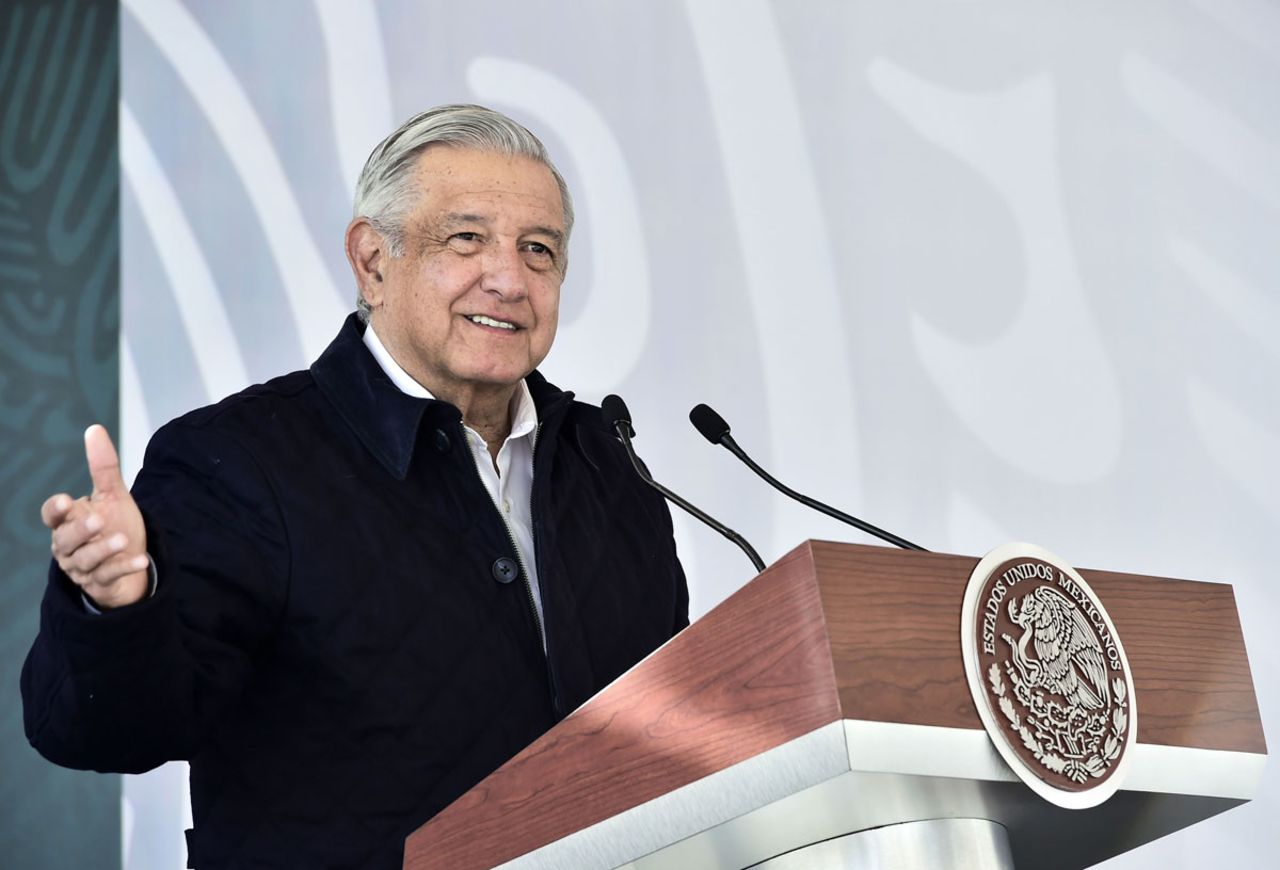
[{"left": 85, "top": 424, "right": 126, "bottom": 497}]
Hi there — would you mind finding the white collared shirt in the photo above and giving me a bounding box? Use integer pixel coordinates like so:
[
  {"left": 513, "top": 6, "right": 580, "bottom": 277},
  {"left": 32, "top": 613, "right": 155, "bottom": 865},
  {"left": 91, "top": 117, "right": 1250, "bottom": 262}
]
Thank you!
[{"left": 363, "top": 326, "right": 545, "bottom": 639}]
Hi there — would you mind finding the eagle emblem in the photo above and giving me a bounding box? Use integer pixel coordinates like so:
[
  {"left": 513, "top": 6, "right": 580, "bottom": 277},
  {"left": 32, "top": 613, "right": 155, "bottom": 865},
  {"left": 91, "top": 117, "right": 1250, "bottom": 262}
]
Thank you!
[
  {"left": 961, "top": 543, "right": 1138, "bottom": 809},
  {"left": 1004, "top": 586, "right": 1111, "bottom": 711}
]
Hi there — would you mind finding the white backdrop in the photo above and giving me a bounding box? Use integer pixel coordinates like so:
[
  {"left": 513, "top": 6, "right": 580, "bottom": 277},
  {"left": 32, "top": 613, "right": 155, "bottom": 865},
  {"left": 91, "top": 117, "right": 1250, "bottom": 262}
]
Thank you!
[{"left": 119, "top": 0, "right": 1278, "bottom": 866}]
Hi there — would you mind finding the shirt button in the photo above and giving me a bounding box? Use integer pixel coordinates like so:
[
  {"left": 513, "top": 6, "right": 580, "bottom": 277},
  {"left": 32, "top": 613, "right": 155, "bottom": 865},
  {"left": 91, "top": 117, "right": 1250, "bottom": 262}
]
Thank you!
[
  {"left": 492, "top": 558, "right": 519, "bottom": 584},
  {"left": 502, "top": 498, "right": 511, "bottom": 514}
]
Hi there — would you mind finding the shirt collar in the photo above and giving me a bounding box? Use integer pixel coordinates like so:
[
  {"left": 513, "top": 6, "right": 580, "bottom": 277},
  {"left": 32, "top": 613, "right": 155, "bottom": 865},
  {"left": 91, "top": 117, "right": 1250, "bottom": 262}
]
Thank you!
[
  {"left": 508, "top": 378, "right": 539, "bottom": 443},
  {"left": 363, "top": 323, "right": 539, "bottom": 446},
  {"left": 310, "top": 315, "right": 559, "bottom": 481},
  {"left": 362, "top": 324, "right": 435, "bottom": 399}
]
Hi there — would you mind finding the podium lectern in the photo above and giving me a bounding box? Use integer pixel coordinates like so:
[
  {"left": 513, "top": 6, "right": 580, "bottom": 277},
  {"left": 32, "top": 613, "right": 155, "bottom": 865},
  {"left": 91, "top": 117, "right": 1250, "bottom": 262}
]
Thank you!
[{"left": 404, "top": 542, "right": 1266, "bottom": 869}]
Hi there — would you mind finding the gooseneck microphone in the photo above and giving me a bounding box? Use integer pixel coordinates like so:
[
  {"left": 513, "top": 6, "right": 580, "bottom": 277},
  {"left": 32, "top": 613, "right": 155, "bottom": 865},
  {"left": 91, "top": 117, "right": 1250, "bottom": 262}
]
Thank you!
[
  {"left": 689, "top": 403, "right": 927, "bottom": 552},
  {"left": 603, "top": 395, "right": 766, "bottom": 573}
]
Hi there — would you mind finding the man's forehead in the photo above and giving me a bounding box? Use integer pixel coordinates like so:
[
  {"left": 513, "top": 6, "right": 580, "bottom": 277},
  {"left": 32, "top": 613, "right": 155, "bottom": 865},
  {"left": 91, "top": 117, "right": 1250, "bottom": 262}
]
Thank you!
[
  {"left": 412, "top": 146, "right": 555, "bottom": 190},
  {"left": 410, "top": 150, "right": 562, "bottom": 216}
]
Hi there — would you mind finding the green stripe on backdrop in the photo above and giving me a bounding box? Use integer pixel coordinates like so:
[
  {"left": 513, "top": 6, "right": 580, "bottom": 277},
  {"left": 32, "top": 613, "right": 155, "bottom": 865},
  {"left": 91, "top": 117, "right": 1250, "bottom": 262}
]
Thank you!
[{"left": 0, "top": 1, "right": 121, "bottom": 867}]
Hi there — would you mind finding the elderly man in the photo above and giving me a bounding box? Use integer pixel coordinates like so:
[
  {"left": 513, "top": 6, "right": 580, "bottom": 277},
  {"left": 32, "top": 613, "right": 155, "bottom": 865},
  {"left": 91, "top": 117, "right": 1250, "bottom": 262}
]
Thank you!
[{"left": 22, "top": 105, "right": 688, "bottom": 869}]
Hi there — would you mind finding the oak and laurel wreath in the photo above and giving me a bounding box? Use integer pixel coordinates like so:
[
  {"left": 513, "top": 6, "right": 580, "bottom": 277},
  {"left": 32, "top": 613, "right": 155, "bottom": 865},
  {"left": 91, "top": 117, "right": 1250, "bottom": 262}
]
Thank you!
[{"left": 987, "top": 663, "right": 1127, "bottom": 784}]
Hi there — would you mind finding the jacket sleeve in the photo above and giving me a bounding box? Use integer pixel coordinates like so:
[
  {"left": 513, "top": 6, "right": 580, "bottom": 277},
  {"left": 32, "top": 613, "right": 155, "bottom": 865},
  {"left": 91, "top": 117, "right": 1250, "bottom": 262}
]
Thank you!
[{"left": 20, "top": 420, "right": 290, "bottom": 774}]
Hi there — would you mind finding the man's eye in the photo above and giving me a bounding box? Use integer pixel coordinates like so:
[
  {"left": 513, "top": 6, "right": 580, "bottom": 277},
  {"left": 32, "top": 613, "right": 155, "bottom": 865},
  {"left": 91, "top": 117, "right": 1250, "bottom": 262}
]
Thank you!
[
  {"left": 448, "top": 232, "right": 483, "bottom": 249},
  {"left": 521, "top": 242, "right": 556, "bottom": 263}
]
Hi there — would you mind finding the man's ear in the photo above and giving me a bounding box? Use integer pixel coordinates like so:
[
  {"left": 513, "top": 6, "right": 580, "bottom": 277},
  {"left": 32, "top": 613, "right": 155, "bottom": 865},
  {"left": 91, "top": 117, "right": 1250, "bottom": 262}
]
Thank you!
[{"left": 345, "top": 218, "right": 388, "bottom": 309}]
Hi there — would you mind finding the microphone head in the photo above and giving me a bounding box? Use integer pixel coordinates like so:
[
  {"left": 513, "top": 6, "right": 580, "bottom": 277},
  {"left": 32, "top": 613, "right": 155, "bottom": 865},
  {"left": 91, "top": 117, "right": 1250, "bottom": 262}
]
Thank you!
[
  {"left": 689, "top": 403, "right": 731, "bottom": 444},
  {"left": 601, "top": 394, "right": 635, "bottom": 437}
]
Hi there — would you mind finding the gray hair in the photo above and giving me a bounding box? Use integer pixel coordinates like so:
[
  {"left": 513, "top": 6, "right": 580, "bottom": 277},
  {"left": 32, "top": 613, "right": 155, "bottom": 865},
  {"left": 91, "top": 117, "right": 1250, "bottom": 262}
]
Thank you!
[{"left": 352, "top": 104, "right": 574, "bottom": 321}]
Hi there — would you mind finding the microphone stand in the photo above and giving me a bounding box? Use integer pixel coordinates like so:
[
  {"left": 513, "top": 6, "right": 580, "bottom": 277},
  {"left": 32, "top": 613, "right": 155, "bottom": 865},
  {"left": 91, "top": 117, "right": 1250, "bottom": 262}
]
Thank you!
[
  {"left": 605, "top": 396, "right": 767, "bottom": 574},
  {"left": 690, "top": 403, "right": 926, "bottom": 552}
]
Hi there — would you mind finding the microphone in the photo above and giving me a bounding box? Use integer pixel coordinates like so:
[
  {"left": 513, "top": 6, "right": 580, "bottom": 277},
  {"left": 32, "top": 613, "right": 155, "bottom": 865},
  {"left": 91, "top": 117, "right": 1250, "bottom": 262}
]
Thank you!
[
  {"left": 689, "top": 403, "right": 927, "bottom": 552},
  {"left": 602, "top": 395, "right": 766, "bottom": 573}
]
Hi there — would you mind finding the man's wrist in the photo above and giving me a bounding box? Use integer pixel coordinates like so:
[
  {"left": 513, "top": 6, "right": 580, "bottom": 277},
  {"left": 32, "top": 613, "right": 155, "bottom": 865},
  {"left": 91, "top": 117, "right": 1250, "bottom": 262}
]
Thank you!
[{"left": 80, "top": 557, "right": 159, "bottom": 615}]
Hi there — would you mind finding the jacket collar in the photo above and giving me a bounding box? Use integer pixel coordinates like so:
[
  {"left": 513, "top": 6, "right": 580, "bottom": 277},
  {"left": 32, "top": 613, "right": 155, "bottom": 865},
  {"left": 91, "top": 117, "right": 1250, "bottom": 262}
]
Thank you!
[{"left": 311, "top": 314, "right": 573, "bottom": 480}]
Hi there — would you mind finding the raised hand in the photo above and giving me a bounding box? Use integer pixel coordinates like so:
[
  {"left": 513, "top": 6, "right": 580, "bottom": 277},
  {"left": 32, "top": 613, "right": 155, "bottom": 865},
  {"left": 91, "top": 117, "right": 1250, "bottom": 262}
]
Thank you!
[{"left": 42, "top": 425, "right": 150, "bottom": 609}]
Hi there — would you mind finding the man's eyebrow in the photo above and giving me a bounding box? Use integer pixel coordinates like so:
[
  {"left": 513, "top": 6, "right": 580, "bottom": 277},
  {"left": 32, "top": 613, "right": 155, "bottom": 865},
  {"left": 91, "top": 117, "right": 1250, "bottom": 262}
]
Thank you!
[{"left": 526, "top": 225, "right": 565, "bottom": 245}]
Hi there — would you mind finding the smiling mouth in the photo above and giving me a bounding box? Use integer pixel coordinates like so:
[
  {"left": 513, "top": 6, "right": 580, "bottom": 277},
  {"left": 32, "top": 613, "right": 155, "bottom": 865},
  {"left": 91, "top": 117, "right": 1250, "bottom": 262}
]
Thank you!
[{"left": 465, "top": 314, "right": 519, "bottom": 331}]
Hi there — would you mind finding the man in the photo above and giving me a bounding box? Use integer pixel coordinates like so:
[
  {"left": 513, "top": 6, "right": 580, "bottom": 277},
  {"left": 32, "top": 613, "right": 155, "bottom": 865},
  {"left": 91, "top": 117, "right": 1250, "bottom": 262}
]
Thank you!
[{"left": 22, "top": 105, "right": 688, "bottom": 868}]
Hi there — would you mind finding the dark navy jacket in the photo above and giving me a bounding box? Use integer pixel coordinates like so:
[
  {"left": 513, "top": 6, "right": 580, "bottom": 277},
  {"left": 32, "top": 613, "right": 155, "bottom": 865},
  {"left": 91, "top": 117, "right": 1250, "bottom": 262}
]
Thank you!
[{"left": 22, "top": 315, "right": 688, "bottom": 868}]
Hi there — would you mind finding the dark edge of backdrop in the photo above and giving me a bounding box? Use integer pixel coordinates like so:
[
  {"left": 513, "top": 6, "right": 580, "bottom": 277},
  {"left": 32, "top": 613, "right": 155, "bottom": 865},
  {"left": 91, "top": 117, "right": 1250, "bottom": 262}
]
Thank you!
[{"left": 1, "top": 1, "right": 121, "bottom": 866}]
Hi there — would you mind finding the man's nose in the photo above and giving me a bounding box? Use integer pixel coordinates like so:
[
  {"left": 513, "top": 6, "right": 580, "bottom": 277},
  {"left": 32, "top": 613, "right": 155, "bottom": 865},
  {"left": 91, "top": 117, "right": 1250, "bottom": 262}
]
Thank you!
[{"left": 479, "top": 242, "right": 528, "bottom": 300}]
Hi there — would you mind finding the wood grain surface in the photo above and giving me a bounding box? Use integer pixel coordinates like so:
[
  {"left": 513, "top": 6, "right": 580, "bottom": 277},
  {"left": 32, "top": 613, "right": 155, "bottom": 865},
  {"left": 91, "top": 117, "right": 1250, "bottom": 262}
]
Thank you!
[
  {"left": 404, "top": 542, "right": 842, "bottom": 870},
  {"left": 1084, "top": 566, "right": 1264, "bottom": 753},
  {"left": 812, "top": 542, "right": 1265, "bottom": 753}
]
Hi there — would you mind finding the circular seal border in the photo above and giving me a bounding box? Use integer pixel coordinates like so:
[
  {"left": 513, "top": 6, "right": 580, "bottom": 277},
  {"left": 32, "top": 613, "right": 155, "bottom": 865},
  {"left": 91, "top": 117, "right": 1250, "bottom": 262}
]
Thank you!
[{"left": 960, "top": 542, "right": 1139, "bottom": 809}]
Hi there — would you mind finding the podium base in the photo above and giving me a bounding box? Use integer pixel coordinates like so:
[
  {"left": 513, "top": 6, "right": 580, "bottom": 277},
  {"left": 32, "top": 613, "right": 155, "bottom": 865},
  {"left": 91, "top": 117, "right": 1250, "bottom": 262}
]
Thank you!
[{"left": 747, "top": 818, "right": 1014, "bottom": 870}]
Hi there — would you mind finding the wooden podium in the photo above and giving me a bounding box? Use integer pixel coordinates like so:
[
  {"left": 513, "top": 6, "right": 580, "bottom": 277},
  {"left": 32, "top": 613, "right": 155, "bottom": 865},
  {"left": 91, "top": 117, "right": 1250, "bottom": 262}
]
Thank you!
[{"left": 403, "top": 541, "right": 1266, "bottom": 869}]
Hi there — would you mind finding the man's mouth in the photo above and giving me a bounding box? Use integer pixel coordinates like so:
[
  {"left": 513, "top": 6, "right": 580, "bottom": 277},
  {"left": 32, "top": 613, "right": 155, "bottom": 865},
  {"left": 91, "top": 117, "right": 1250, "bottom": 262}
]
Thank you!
[{"left": 465, "top": 314, "right": 518, "bottom": 331}]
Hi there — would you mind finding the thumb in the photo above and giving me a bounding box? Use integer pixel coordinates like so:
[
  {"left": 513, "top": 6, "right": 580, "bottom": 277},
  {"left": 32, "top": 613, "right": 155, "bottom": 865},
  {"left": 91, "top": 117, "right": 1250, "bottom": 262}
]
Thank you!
[{"left": 85, "top": 424, "right": 126, "bottom": 496}]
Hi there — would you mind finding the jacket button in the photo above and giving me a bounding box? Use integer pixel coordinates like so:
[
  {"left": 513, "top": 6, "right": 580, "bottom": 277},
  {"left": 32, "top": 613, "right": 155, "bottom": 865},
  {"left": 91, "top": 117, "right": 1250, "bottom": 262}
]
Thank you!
[
  {"left": 491, "top": 558, "right": 519, "bottom": 584},
  {"left": 433, "top": 429, "right": 451, "bottom": 452}
]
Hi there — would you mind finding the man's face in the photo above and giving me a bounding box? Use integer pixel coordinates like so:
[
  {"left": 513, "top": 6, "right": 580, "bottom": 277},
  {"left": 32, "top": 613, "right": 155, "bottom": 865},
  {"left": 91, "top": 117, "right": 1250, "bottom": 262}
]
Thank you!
[{"left": 366, "top": 147, "right": 566, "bottom": 400}]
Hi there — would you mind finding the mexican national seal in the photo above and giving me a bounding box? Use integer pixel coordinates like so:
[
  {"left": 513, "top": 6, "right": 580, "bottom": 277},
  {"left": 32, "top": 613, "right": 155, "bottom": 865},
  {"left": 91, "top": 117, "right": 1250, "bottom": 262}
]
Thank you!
[{"left": 961, "top": 542, "right": 1138, "bottom": 809}]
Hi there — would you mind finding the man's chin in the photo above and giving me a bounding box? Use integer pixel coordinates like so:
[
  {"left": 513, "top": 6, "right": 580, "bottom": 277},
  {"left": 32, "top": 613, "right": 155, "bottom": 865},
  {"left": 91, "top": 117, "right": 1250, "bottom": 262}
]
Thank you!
[{"left": 452, "top": 365, "right": 537, "bottom": 391}]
